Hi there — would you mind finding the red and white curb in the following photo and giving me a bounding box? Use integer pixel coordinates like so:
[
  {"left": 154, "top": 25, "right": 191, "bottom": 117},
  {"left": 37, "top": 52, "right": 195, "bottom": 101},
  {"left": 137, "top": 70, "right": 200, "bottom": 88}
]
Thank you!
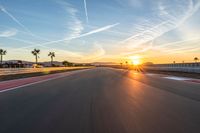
[{"left": 0, "top": 69, "right": 88, "bottom": 93}]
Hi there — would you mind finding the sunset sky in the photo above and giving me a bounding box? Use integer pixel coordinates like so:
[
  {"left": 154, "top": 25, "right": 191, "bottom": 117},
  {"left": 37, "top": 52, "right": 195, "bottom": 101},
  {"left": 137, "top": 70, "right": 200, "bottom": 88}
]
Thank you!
[{"left": 0, "top": 0, "right": 200, "bottom": 64}]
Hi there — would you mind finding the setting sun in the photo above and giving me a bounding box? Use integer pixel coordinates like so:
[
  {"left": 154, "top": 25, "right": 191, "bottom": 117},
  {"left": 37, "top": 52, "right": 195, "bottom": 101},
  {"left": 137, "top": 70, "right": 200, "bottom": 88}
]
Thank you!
[{"left": 129, "top": 56, "right": 142, "bottom": 65}]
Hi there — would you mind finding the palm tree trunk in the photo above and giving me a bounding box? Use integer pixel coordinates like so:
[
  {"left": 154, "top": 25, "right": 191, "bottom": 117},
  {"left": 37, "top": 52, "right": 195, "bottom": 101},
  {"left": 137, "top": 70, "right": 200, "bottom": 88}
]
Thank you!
[
  {"left": 0, "top": 55, "right": 2, "bottom": 64},
  {"left": 35, "top": 55, "right": 38, "bottom": 64},
  {"left": 51, "top": 57, "right": 53, "bottom": 66}
]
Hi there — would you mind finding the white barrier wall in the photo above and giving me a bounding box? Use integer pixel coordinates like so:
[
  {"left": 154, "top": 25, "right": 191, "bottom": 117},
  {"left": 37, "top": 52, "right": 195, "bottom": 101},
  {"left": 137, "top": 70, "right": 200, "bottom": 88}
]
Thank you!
[
  {"left": 144, "top": 63, "right": 200, "bottom": 73},
  {"left": 0, "top": 67, "right": 90, "bottom": 76}
]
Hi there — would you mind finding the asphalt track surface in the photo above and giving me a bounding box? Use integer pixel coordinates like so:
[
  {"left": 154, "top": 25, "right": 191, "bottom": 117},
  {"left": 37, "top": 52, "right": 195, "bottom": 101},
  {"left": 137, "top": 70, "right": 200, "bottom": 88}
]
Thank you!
[{"left": 0, "top": 68, "right": 200, "bottom": 133}]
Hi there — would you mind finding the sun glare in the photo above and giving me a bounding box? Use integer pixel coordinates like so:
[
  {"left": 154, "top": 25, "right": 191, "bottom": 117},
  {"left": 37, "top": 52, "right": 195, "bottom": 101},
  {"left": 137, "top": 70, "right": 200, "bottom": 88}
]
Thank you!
[{"left": 129, "top": 55, "right": 141, "bottom": 65}]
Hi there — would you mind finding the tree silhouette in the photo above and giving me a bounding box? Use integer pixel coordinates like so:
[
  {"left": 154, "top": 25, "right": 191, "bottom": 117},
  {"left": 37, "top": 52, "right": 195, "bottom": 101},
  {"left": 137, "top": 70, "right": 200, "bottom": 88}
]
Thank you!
[
  {"left": 48, "top": 52, "right": 55, "bottom": 66},
  {"left": 63, "top": 61, "right": 73, "bottom": 67},
  {"left": 31, "top": 49, "right": 40, "bottom": 65},
  {"left": 0, "top": 49, "right": 7, "bottom": 65},
  {"left": 194, "top": 57, "right": 199, "bottom": 63}
]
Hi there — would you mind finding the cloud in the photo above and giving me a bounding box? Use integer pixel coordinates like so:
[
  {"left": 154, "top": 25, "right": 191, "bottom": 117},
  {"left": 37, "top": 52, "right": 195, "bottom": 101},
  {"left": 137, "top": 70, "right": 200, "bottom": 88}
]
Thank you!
[
  {"left": 158, "top": 0, "right": 200, "bottom": 28},
  {"left": 0, "top": 29, "right": 17, "bottom": 37},
  {"left": 116, "top": 0, "right": 142, "bottom": 8},
  {"left": 155, "top": 37, "right": 200, "bottom": 53},
  {"left": 120, "top": 41, "right": 153, "bottom": 56},
  {"left": 83, "top": 0, "right": 89, "bottom": 23},
  {"left": 82, "top": 43, "right": 105, "bottom": 61},
  {"left": 61, "top": 2, "right": 84, "bottom": 39},
  {"left": 156, "top": 37, "right": 200, "bottom": 49},
  {"left": 118, "top": 0, "right": 200, "bottom": 55}
]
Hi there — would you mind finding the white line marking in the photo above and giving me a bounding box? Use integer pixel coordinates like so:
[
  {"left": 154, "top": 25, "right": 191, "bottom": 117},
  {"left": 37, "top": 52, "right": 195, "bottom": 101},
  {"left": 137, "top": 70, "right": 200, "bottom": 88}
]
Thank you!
[{"left": 163, "top": 76, "right": 192, "bottom": 81}]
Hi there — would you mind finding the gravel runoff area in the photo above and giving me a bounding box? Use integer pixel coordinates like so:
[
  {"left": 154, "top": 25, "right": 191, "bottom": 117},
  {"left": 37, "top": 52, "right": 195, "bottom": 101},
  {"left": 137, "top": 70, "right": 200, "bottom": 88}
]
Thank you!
[{"left": 0, "top": 67, "right": 92, "bottom": 82}]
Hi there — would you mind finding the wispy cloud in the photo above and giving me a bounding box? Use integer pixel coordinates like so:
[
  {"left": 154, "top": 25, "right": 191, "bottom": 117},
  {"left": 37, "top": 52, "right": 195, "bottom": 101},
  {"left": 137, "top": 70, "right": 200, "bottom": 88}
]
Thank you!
[
  {"left": 156, "top": 37, "right": 200, "bottom": 49},
  {"left": 119, "top": 0, "right": 200, "bottom": 55},
  {"left": 0, "top": 29, "right": 17, "bottom": 37},
  {"left": 116, "top": 0, "right": 142, "bottom": 8},
  {"left": 155, "top": 38, "right": 200, "bottom": 54},
  {"left": 82, "top": 43, "right": 105, "bottom": 61},
  {"left": 61, "top": 2, "right": 84, "bottom": 39},
  {"left": 158, "top": 0, "right": 200, "bottom": 28},
  {"left": 83, "top": 0, "right": 89, "bottom": 23},
  {"left": 141, "top": 38, "right": 200, "bottom": 60}
]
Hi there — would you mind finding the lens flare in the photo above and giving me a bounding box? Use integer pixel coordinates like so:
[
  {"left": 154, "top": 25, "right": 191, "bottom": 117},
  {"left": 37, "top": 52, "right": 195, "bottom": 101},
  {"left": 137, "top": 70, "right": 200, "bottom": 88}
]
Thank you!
[{"left": 129, "top": 55, "right": 141, "bottom": 65}]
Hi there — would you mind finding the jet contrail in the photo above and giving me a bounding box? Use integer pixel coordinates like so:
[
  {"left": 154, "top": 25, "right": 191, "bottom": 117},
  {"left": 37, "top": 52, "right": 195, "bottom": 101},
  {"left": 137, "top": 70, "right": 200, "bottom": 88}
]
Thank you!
[
  {"left": 9, "top": 23, "right": 120, "bottom": 50},
  {"left": 0, "top": 6, "right": 32, "bottom": 34},
  {"left": 0, "top": 5, "right": 48, "bottom": 41},
  {"left": 83, "top": 0, "right": 89, "bottom": 23},
  {"left": 42, "top": 23, "right": 120, "bottom": 46},
  {"left": 120, "top": 21, "right": 169, "bottom": 43}
]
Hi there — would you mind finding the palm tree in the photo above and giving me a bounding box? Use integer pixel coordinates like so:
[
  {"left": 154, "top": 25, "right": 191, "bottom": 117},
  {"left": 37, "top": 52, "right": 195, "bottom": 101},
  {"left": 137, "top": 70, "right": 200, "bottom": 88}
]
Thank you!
[
  {"left": 194, "top": 57, "right": 199, "bottom": 63},
  {"left": 31, "top": 49, "right": 40, "bottom": 65},
  {"left": 48, "top": 52, "right": 55, "bottom": 66},
  {"left": 0, "top": 49, "right": 7, "bottom": 65}
]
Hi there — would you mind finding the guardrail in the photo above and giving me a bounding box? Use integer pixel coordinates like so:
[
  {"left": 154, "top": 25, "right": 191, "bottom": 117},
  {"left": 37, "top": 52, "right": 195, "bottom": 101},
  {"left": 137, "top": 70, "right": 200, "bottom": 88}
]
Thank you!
[
  {"left": 0, "top": 67, "right": 90, "bottom": 76},
  {"left": 144, "top": 63, "right": 200, "bottom": 73}
]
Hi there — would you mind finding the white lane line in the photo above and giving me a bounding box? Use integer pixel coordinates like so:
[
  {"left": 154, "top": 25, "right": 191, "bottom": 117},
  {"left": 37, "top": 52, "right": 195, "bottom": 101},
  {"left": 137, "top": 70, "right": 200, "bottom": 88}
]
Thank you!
[{"left": 163, "top": 76, "right": 192, "bottom": 81}]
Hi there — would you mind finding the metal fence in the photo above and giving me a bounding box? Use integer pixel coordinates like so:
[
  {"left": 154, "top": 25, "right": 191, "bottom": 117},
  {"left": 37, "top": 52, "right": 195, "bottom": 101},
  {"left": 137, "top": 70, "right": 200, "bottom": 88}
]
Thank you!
[{"left": 144, "top": 63, "right": 200, "bottom": 73}]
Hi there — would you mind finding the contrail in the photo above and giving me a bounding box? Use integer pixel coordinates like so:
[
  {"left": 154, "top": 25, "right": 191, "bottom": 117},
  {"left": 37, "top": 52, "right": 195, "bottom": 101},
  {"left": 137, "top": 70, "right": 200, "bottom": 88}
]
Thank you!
[
  {"left": 0, "top": 6, "right": 32, "bottom": 35},
  {"left": 120, "top": 21, "right": 169, "bottom": 43},
  {"left": 83, "top": 0, "right": 89, "bottom": 23},
  {"left": 0, "top": 5, "right": 48, "bottom": 41},
  {"left": 42, "top": 23, "right": 120, "bottom": 45},
  {"left": 9, "top": 23, "right": 120, "bottom": 50}
]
